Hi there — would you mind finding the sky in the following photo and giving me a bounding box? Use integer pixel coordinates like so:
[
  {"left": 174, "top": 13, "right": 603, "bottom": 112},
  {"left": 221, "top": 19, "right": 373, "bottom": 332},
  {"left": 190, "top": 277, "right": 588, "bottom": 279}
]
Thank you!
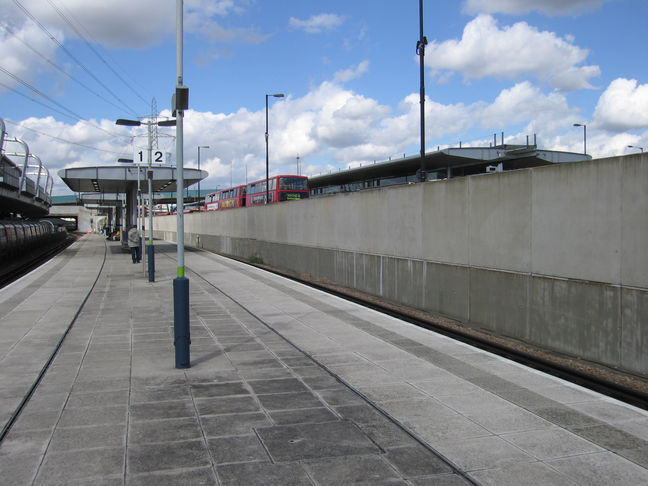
[{"left": 1, "top": 0, "right": 647, "bottom": 195}]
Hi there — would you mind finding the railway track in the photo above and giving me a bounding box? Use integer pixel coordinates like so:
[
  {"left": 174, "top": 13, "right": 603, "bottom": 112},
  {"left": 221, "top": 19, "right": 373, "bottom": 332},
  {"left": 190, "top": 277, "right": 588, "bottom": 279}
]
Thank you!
[{"left": 0, "top": 234, "right": 76, "bottom": 289}]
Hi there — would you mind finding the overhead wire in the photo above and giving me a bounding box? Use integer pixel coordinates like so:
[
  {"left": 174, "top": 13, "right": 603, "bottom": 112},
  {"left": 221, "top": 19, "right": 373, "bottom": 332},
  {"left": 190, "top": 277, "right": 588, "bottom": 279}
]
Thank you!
[
  {"left": 3, "top": 118, "right": 130, "bottom": 156},
  {"left": 0, "top": 23, "right": 137, "bottom": 116},
  {"left": 46, "top": 0, "right": 151, "bottom": 109},
  {"left": 0, "top": 69, "right": 127, "bottom": 139},
  {"left": 11, "top": 0, "right": 140, "bottom": 118}
]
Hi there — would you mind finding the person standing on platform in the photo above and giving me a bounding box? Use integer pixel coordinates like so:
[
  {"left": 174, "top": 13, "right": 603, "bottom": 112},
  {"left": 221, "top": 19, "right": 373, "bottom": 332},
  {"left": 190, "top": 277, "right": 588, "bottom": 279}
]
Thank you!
[{"left": 127, "top": 225, "right": 141, "bottom": 264}]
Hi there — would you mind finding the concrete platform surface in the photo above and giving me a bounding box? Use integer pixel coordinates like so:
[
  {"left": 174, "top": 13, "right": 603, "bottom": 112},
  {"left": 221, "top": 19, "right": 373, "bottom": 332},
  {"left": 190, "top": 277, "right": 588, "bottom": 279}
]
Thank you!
[{"left": 0, "top": 234, "right": 646, "bottom": 486}]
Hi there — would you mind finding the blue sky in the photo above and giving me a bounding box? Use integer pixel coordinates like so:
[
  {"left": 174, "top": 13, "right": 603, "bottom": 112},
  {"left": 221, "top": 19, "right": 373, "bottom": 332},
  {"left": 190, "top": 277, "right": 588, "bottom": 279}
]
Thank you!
[{"left": 1, "top": 0, "right": 647, "bottom": 194}]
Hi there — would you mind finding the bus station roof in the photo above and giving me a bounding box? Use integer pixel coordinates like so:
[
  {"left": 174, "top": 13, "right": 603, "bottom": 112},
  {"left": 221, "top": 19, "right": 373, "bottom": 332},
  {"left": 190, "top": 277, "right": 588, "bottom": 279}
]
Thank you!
[{"left": 58, "top": 165, "right": 207, "bottom": 194}]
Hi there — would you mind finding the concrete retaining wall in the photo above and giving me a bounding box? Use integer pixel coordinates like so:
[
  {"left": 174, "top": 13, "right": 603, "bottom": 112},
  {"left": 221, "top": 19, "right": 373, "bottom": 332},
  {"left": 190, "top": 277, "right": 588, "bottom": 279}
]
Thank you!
[{"left": 155, "top": 153, "right": 648, "bottom": 375}]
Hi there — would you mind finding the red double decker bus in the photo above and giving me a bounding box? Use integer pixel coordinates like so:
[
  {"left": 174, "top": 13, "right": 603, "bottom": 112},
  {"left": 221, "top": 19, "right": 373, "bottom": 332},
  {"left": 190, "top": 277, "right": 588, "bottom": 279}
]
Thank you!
[
  {"left": 204, "top": 184, "right": 247, "bottom": 211},
  {"left": 245, "top": 175, "right": 309, "bottom": 206}
]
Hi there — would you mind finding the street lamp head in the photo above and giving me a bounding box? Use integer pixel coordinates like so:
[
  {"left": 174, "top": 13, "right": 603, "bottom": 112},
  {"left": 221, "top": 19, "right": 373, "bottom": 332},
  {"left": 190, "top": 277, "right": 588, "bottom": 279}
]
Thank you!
[
  {"left": 116, "top": 118, "right": 141, "bottom": 126},
  {"left": 270, "top": 93, "right": 284, "bottom": 98},
  {"left": 117, "top": 158, "right": 134, "bottom": 163},
  {"left": 157, "top": 119, "right": 176, "bottom": 127},
  {"left": 573, "top": 123, "right": 585, "bottom": 127},
  {"left": 199, "top": 145, "right": 210, "bottom": 149}
]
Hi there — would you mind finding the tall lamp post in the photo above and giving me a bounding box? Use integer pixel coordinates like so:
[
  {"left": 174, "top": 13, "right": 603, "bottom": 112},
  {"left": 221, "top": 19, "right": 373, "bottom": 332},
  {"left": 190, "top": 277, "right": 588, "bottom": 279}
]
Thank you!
[
  {"left": 416, "top": 0, "right": 428, "bottom": 182},
  {"left": 628, "top": 145, "right": 644, "bottom": 152},
  {"left": 197, "top": 145, "right": 209, "bottom": 202},
  {"left": 573, "top": 123, "right": 587, "bottom": 155},
  {"left": 174, "top": 0, "right": 191, "bottom": 369},
  {"left": 265, "top": 93, "right": 284, "bottom": 203},
  {"left": 116, "top": 117, "right": 176, "bottom": 283}
]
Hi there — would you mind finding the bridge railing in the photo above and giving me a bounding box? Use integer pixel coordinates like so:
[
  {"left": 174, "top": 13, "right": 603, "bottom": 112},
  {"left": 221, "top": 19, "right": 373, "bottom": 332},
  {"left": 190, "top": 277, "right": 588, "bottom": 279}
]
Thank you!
[{"left": 0, "top": 117, "right": 52, "bottom": 207}]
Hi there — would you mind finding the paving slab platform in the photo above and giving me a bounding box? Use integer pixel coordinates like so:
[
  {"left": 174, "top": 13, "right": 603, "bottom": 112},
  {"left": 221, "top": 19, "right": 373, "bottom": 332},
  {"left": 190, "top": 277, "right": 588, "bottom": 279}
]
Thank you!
[{"left": 0, "top": 234, "right": 647, "bottom": 485}]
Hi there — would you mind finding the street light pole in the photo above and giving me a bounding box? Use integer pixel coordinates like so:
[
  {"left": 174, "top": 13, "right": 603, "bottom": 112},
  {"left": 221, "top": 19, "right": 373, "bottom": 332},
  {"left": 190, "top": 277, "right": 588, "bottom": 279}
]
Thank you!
[
  {"left": 265, "top": 93, "right": 284, "bottom": 203},
  {"left": 416, "top": 0, "right": 428, "bottom": 182},
  {"left": 573, "top": 123, "right": 587, "bottom": 155},
  {"left": 628, "top": 145, "right": 644, "bottom": 152},
  {"left": 116, "top": 118, "right": 175, "bottom": 282},
  {"left": 174, "top": 0, "right": 191, "bottom": 369}
]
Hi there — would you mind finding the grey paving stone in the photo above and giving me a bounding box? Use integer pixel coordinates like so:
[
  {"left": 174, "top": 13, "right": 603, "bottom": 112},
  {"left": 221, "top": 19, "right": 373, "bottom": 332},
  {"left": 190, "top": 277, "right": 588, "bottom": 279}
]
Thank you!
[
  {"left": 0, "top": 428, "right": 51, "bottom": 456},
  {"left": 317, "top": 388, "right": 366, "bottom": 406},
  {"left": 334, "top": 404, "right": 386, "bottom": 424},
  {"left": 407, "top": 413, "right": 492, "bottom": 443},
  {"left": 201, "top": 412, "right": 272, "bottom": 437},
  {"left": 619, "top": 446, "right": 648, "bottom": 469},
  {"left": 36, "top": 446, "right": 124, "bottom": 484},
  {"left": 128, "top": 467, "right": 218, "bottom": 486},
  {"left": 533, "top": 406, "right": 601, "bottom": 430},
  {"left": 433, "top": 435, "right": 535, "bottom": 471},
  {"left": 207, "top": 434, "right": 269, "bottom": 464},
  {"left": 385, "top": 445, "right": 453, "bottom": 477},
  {"left": 256, "top": 420, "right": 380, "bottom": 462},
  {"left": 410, "top": 474, "right": 474, "bottom": 486},
  {"left": 216, "top": 461, "right": 314, "bottom": 486},
  {"left": 130, "top": 385, "right": 191, "bottom": 403},
  {"left": 547, "top": 451, "right": 648, "bottom": 486},
  {"left": 195, "top": 396, "right": 260, "bottom": 416},
  {"left": 237, "top": 368, "right": 293, "bottom": 380},
  {"left": 127, "top": 439, "right": 211, "bottom": 474},
  {"left": 190, "top": 382, "right": 249, "bottom": 398},
  {"left": 468, "top": 461, "right": 579, "bottom": 486},
  {"left": 501, "top": 427, "right": 603, "bottom": 460},
  {"left": 49, "top": 423, "right": 126, "bottom": 451},
  {"left": 269, "top": 407, "right": 339, "bottom": 425},
  {"left": 129, "top": 417, "right": 203, "bottom": 444},
  {"left": 66, "top": 389, "right": 129, "bottom": 409},
  {"left": 257, "top": 391, "right": 324, "bottom": 411},
  {"left": 301, "top": 374, "right": 343, "bottom": 390},
  {"left": 13, "top": 409, "right": 61, "bottom": 431},
  {"left": 357, "top": 421, "right": 419, "bottom": 449},
  {"left": 247, "top": 378, "right": 309, "bottom": 394},
  {"left": 129, "top": 399, "right": 195, "bottom": 421},
  {"left": 305, "top": 454, "right": 401, "bottom": 485},
  {"left": 573, "top": 424, "right": 647, "bottom": 451}
]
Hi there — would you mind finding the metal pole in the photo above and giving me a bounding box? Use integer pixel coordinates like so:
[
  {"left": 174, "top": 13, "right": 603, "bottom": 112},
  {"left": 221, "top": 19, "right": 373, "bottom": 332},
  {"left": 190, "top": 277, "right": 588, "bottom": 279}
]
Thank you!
[
  {"left": 174, "top": 0, "right": 190, "bottom": 369},
  {"left": 147, "top": 123, "right": 155, "bottom": 282},
  {"left": 417, "top": 0, "right": 427, "bottom": 182},
  {"left": 265, "top": 94, "right": 269, "bottom": 204},
  {"left": 583, "top": 125, "right": 587, "bottom": 155}
]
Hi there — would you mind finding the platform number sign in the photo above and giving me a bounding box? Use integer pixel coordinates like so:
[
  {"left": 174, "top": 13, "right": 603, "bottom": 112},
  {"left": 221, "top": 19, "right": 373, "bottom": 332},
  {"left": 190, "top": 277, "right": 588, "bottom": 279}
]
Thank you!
[{"left": 136, "top": 150, "right": 165, "bottom": 164}]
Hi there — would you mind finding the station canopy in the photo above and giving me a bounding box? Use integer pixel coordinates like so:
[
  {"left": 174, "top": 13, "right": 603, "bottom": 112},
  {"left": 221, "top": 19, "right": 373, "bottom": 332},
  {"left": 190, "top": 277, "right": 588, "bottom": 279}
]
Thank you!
[{"left": 58, "top": 165, "right": 207, "bottom": 194}]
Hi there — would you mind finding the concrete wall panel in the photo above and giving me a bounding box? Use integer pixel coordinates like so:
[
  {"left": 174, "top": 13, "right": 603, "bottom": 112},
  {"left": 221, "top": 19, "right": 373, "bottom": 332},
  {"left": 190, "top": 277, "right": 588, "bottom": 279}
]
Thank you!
[
  {"left": 621, "top": 288, "right": 648, "bottom": 374},
  {"left": 468, "top": 268, "right": 529, "bottom": 339},
  {"left": 621, "top": 155, "right": 648, "bottom": 288},
  {"left": 420, "top": 178, "right": 469, "bottom": 265},
  {"left": 423, "top": 262, "right": 470, "bottom": 321},
  {"left": 531, "top": 159, "right": 622, "bottom": 284},
  {"left": 529, "top": 276, "right": 620, "bottom": 365},
  {"left": 469, "top": 170, "right": 532, "bottom": 272}
]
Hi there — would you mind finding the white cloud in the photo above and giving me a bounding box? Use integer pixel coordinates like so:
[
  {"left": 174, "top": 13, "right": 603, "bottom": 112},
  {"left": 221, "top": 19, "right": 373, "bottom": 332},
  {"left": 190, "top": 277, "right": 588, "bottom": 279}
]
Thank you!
[
  {"left": 333, "top": 61, "right": 370, "bottom": 83},
  {"left": 426, "top": 14, "right": 600, "bottom": 91},
  {"left": 593, "top": 78, "right": 648, "bottom": 132},
  {"left": 463, "top": 0, "right": 608, "bottom": 15},
  {"left": 7, "top": 74, "right": 639, "bottom": 196},
  {"left": 289, "top": 13, "right": 344, "bottom": 34},
  {"left": 0, "top": 22, "right": 63, "bottom": 89}
]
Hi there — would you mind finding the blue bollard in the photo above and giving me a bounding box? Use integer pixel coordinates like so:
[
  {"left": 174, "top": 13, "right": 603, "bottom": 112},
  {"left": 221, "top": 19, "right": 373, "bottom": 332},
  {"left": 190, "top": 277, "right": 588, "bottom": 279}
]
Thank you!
[
  {"left": 173, "top": 276, "right": 191, "bottom": 368},
  {"left": 147, "top": 244, "right": 155, "bottom": 282}
]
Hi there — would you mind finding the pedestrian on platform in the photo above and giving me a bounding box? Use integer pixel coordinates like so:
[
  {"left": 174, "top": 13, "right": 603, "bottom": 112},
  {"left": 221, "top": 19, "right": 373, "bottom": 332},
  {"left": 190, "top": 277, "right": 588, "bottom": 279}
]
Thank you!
[{"left": 127, "top": 225, "right": 141, "bottom": 264}]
